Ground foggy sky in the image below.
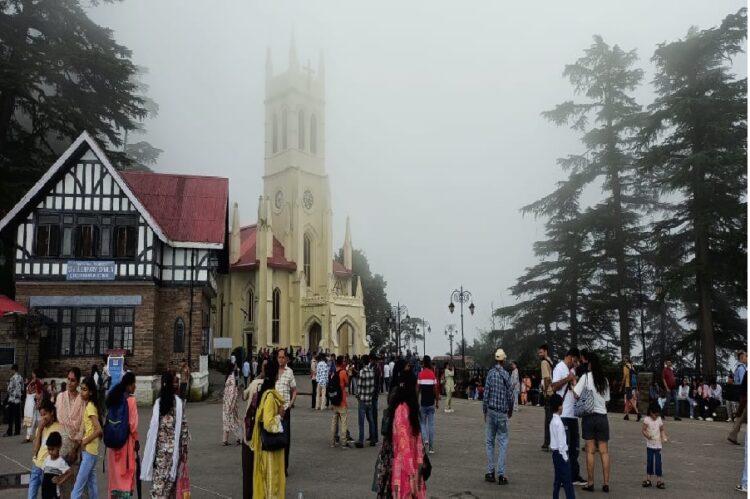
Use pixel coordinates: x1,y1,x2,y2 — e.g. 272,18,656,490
89,0,747,358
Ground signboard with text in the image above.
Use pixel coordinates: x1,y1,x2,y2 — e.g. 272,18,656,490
67,261,116,281
107,354,124,393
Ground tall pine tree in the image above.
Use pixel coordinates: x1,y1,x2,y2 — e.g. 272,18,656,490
641,8,747,374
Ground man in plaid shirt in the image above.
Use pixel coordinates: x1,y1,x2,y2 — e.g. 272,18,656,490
355,354,377,448
483,348,514,485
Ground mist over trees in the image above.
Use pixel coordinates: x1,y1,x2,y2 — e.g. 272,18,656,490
495,8,747,373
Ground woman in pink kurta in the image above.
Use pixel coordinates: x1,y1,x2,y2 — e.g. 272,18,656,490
390,372,426,499
106,372,139,498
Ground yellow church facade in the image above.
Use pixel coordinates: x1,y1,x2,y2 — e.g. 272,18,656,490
216,44,367,356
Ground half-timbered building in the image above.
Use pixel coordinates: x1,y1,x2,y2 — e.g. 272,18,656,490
0,132,228,401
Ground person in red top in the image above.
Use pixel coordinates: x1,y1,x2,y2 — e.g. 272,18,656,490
330,356,353,448
417,356,440,454
661,359,680,421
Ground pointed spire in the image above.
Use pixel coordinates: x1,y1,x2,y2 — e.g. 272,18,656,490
256,196,265,261
289,31,299,73
355,276,363,300
318,50,325,89
230,202,241,264
264,197,274,258
343,216,352,270
265,46,273,80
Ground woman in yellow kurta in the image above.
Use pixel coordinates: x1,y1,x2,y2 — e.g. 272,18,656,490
251,357,286,499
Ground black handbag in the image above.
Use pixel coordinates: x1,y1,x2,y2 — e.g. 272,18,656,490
260,422,287,451
421,452,432,482
381,408,393,439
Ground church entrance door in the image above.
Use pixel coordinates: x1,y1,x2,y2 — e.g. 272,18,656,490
337,323,351,356
309,323,322,353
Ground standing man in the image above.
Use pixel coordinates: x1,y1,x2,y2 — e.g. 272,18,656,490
275,349,297,475
242,358,251,387
179,359,191,401
661,359,680,421
4,364,23,437
315,353,329,410
622,357,640,421
251,356,259,378
483,348,514,485
330,356,352,448
551,348,587,486
729,351,747,445
355,354,377,448
417,355,439,454
310,355,318,409
539,344,555,450
383,357,391,393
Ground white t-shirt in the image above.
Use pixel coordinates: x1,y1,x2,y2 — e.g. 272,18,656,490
643,416,663,449
388,362,395,376
384,363,391,378
43,455,70,475
573,372,610,415
553,361,576,418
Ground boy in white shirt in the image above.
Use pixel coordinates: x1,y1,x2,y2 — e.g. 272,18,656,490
41,431,72,499
549,394,575,499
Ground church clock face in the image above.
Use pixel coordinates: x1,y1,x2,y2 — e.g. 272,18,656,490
303,190,314,210
274,190,284,210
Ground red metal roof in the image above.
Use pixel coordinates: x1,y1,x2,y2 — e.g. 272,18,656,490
231,225,296,271
0,295,28,316
333,260,353,277
120,171,228,245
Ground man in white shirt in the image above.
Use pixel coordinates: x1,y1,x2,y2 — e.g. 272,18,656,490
384,360,392,392
276,349,297,475
551,347,586,486
242,360,251,387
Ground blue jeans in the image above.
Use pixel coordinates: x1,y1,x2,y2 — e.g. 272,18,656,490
646,447,662,477
485,409,509,476
667,388,679,417
420,405,435,450
357,402,376,444
27,465,43,499
553,450,575,499
71,450,98,499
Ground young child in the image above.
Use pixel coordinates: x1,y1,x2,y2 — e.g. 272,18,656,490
41,431,72,499
29,398,61,499
642,402,668,489
549,393,575,499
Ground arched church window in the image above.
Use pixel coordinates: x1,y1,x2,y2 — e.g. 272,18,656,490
303,234,312,287
174,317,185,353
247,289,254,322
282,109,288,150
272,288,281,343
298,110,305,150
310,114,317,154
272,114,278,153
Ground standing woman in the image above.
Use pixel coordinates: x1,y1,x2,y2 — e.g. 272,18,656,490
71,377,102,499
106,372,139,498
23,370,44,442
56,367,84,497
573,352,611,493
443,363,455,413
390,371,426,499
251,357,286,498
510,361,520,413
222,368,242,446
141,372,189,498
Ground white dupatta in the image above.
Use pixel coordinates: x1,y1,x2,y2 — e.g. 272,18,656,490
140,395,183,482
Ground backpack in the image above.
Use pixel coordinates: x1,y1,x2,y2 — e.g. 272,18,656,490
244,385,261,441
103,394,130,449
629,366,638,388
327,369,343,406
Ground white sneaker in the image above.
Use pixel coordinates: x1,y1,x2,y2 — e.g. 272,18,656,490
705,417,714,421
689,416,694,419
713,412,718,417
736,484,748,492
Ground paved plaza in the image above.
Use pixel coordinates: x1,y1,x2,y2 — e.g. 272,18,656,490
0,391,745,498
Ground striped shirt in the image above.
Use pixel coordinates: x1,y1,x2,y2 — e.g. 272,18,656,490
275,366,297,409
483,364,513,415
357,365,376,404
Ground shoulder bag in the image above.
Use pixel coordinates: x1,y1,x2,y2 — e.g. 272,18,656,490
573,373,596,418
258,393,288,451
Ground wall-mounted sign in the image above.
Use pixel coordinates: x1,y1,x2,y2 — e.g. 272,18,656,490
67,261,116,281
213,337,233,349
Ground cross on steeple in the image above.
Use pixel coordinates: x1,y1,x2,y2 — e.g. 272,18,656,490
302,60,315,87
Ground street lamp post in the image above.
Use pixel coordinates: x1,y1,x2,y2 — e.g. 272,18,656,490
449,286,474,367
417,319,431,358
445,326,456,360
389,303,409,356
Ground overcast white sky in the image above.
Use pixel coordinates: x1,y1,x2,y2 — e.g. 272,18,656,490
90,0,746,357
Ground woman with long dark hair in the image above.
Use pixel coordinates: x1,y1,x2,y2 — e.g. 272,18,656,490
72,376,103,498
141,372,189,498
106,372,138,498
573,352,611,492
222,367,242,446
251,356,286,498
387,370,426,498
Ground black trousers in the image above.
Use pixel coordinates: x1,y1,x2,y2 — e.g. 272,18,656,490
241,443,254,499
543,398,552,446
311,380,318,408
6,402,20,435
562,417,581,480
283,408,291,474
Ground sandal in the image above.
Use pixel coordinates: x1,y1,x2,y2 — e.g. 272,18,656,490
602,484,609,493
656,482,665,489
582,484,595,492
642,480,652,487
222,441,229,446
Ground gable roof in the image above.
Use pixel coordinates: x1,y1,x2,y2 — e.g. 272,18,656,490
0,131,227,249
121,171,227,246
231,225,296,271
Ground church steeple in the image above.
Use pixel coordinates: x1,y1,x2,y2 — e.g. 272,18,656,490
343,216,352,270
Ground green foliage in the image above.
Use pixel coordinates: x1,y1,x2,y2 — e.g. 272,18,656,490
0,0,159,218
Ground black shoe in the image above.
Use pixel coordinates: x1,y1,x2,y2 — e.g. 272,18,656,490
541,444,550,451
354,442,364,448
573,477,588,486
674,416,681,421
369,441,377,447
484,473,495,483
602,484,609,493
498,476,509,485
582,484,595,492
624,415,629,420
636,413,642,422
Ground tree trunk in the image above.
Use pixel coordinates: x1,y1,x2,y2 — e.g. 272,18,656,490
695,217,715,374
